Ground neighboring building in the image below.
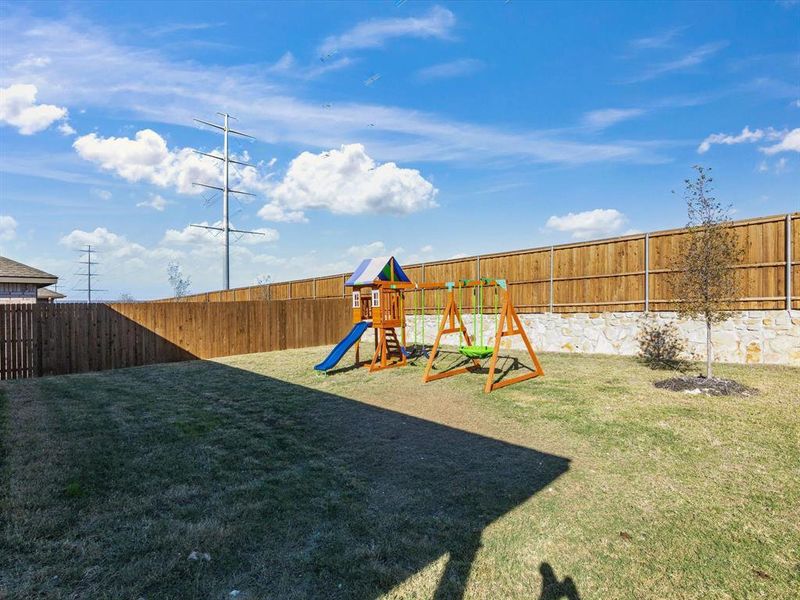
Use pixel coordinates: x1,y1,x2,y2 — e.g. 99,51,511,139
37,287,66,303
0,256,61,304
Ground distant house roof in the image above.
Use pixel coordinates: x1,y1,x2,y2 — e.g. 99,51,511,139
37,287,66,300
345,257,411,287
0,256,58,287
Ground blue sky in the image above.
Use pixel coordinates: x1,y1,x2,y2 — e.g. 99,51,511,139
0,0,798,300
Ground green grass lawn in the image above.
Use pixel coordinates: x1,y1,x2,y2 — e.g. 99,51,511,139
1,347,798,599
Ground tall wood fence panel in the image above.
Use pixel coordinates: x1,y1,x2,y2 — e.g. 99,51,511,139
1,299,350,380
158,213,799,313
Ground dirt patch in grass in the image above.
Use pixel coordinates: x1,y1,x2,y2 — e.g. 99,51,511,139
654,376,759,397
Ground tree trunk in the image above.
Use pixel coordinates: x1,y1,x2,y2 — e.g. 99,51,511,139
705,319,713,379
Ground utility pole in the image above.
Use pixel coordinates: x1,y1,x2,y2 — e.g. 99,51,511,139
75,245,106,303
191,113,264,290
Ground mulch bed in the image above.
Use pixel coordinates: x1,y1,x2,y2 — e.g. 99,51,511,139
654,376,759,397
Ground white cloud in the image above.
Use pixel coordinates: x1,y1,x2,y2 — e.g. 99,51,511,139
628,42,728,82
319,6,455,55
793,99,800,108
57,122,76,136
0,16,661,167
60,226,135,251
162,222,278,245
270,51,295,72
0,215,18,241
629,27,685,50
91,188,113,201
55,224,282,298
256,203,307,223
420,244,433,253
582,108,645,130
347,241,390,258
775,157,788,173
73,128,275,195
415,58,484,82
13,55,51,69
240,227,280,244
149,22,224,36
546,209,627,240
161,223,223,245
269,49,356,80
137,193,169,211
697,126,785,154
0,83,68,134
74,129,213,192
261,143,438,223
759,128,800,155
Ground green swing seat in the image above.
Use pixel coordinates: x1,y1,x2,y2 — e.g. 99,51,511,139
459,345,494,359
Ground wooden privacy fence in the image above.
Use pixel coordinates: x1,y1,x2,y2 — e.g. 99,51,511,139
164,213,799,313
0,299,350,380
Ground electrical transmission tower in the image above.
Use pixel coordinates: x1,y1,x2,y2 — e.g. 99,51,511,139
191,113,264,290
74,245,106,303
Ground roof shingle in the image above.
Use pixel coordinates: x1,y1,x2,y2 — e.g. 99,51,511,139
0,256,58,284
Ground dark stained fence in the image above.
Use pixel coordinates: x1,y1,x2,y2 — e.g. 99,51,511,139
162,213,799,313
0,304,38,380
1,299,350,381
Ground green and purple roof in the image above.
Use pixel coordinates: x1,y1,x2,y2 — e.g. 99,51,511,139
345,257,411,287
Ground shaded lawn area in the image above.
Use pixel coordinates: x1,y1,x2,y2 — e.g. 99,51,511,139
1,348,799,599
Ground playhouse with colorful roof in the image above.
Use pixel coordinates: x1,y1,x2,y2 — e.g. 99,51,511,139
314,255,544,393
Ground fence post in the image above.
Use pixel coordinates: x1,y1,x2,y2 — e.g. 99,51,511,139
476,256,480,280
313,278,317,299
644,232,650,312
35,304,43,377
787,214,793,312
549,246,554,313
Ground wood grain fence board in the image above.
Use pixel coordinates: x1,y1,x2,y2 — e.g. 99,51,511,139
1,299,349,380
793,215,799,310
143,212,799,313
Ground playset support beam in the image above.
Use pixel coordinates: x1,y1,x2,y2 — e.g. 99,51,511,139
422,294,481,383
483,293,544,393
421,286,543,393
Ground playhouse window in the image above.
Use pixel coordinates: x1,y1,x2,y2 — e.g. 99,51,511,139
351,291,360,308
371,289,380,307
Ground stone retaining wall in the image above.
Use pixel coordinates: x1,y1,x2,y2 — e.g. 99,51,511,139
405,310,800,366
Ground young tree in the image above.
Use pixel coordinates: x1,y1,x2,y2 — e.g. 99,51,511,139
167,261,191,298
672,166,742,378
118,292,136,302
255,274,272,300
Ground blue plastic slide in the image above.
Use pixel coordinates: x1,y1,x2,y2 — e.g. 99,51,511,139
314,321,371,371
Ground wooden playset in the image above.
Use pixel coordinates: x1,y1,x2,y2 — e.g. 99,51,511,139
313,256,543,393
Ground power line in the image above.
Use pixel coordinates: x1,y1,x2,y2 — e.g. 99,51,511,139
74,245,107,303
191,113,265,290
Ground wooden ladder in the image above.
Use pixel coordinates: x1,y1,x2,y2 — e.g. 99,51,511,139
369,327,407,372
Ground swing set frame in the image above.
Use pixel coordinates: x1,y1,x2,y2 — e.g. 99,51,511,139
413,279,544,394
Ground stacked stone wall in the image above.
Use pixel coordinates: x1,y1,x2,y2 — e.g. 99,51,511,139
405,310,800,366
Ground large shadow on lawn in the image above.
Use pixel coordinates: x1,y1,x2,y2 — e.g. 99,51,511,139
190,361,570,599
19,359,570,599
